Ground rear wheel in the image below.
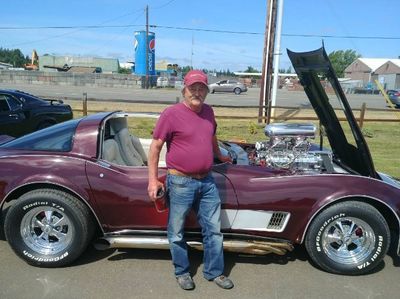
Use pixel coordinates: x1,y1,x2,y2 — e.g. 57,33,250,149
5,189,94,267
305,201,390,275
234,88,241,95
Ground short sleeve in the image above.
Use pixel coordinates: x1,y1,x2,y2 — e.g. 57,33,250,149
152,109,171,141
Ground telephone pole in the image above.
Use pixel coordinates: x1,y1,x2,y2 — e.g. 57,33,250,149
259,0,277,123
145,5,149,88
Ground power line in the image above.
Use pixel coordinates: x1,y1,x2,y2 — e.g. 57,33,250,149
1,24,399,40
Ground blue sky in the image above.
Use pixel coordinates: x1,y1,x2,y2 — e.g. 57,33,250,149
1,0,399,72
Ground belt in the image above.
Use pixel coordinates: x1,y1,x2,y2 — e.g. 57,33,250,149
168,169,210,180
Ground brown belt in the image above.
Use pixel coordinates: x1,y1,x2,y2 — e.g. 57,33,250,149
168,169,210,180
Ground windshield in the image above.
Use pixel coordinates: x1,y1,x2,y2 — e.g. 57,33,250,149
0,118,80,151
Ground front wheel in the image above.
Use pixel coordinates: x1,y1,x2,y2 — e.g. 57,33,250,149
305,201,390,275
234,88,241,95
4,189,94,267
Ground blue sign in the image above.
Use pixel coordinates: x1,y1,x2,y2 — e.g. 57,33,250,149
134,31,155,76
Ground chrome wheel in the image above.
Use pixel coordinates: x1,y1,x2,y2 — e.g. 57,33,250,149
321,217,375,265
306,201,390,274
20,207,74,255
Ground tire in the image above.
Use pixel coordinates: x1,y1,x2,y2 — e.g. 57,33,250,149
4,189,94,267
305,201,390,275
210,89,215,94
234,88,241,95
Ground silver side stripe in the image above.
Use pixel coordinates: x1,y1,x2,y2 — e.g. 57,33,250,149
221,209,290,232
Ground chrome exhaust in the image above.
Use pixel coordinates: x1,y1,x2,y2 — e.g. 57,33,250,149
95,235,293,255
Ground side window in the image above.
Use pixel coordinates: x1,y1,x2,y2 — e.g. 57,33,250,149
219,80,227,84
6,95,22,111
0,95,10,112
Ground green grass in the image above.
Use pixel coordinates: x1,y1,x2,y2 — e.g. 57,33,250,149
128,118,399,178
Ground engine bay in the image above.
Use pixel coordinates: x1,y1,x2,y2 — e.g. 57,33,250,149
219,123,335,174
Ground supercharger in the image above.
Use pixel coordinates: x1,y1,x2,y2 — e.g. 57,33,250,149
249,123,334,173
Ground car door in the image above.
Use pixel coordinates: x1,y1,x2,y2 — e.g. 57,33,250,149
85,162,238,232
0,94,27,136
226,80,236,92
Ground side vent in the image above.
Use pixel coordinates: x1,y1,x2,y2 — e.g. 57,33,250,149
267,212,290,232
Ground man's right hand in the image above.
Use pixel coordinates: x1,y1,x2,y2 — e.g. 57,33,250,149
148,179,164,202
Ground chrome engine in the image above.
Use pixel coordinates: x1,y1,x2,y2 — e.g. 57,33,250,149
249,123,333,173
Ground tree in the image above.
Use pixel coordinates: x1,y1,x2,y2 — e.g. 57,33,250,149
244,66,260,73
0,48,30,67
328,49,361,78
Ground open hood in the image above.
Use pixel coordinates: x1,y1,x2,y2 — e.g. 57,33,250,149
287,47,377,178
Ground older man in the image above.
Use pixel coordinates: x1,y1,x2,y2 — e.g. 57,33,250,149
147,70,234,290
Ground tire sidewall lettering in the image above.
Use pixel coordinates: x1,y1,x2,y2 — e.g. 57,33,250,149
22,201,65,212
23,250,69,263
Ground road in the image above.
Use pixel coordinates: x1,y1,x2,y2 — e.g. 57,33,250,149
0,82,390,109
0,239,399,299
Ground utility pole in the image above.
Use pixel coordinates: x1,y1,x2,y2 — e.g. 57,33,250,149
259,0,277,123
191,34,194,69
270,0,284,121
145,5,149,89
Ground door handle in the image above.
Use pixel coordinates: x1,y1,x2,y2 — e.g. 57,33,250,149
8,114,19,119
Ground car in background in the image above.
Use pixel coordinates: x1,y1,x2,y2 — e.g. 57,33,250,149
0,89,73,137
387,89,400,108
209,79,248,95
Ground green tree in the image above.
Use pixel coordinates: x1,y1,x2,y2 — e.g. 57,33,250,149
0,48,30,67
328,49,361,78
244,66,260,73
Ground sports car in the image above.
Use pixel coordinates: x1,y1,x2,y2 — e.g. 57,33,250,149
0,47,399,276
0,89,73,137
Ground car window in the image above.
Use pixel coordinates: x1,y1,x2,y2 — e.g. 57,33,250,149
219,80,227,84
228,80,238,84
0,95,11,112
0,118,80,151
5,95,22,110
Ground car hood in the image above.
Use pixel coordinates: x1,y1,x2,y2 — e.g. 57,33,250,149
287,46,377,178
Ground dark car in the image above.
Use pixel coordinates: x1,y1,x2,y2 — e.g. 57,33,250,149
0,47,399,276
387,89,400,108
0,89,73,137
209,80,248,95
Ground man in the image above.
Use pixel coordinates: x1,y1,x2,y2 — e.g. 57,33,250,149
147,70,234,291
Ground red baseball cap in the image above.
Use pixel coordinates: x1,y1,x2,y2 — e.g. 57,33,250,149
184,70,208,88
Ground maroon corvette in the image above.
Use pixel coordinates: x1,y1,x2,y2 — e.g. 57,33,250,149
0,47,399,275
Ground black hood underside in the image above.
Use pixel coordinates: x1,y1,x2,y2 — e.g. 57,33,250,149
287,46,377,178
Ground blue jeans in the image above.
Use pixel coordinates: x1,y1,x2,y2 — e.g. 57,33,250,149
166,173,224,280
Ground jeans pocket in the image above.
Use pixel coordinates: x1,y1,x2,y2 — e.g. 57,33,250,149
169,174,191,187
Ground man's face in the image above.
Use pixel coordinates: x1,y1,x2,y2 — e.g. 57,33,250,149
182,83,209,112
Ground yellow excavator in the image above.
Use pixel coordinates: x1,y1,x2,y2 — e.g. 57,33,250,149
24,49,39,70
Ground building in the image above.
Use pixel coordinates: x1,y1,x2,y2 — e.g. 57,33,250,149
39,55,120,73
375,59,400,90
0,62,13,69
344,58,400,89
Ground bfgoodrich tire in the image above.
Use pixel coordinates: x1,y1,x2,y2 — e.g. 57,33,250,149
305,201,390,275
4,189,94,267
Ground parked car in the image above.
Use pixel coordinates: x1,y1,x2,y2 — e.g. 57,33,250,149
387,89,400,108
208,80,248,95
0,47,399,276
0,89,73,137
